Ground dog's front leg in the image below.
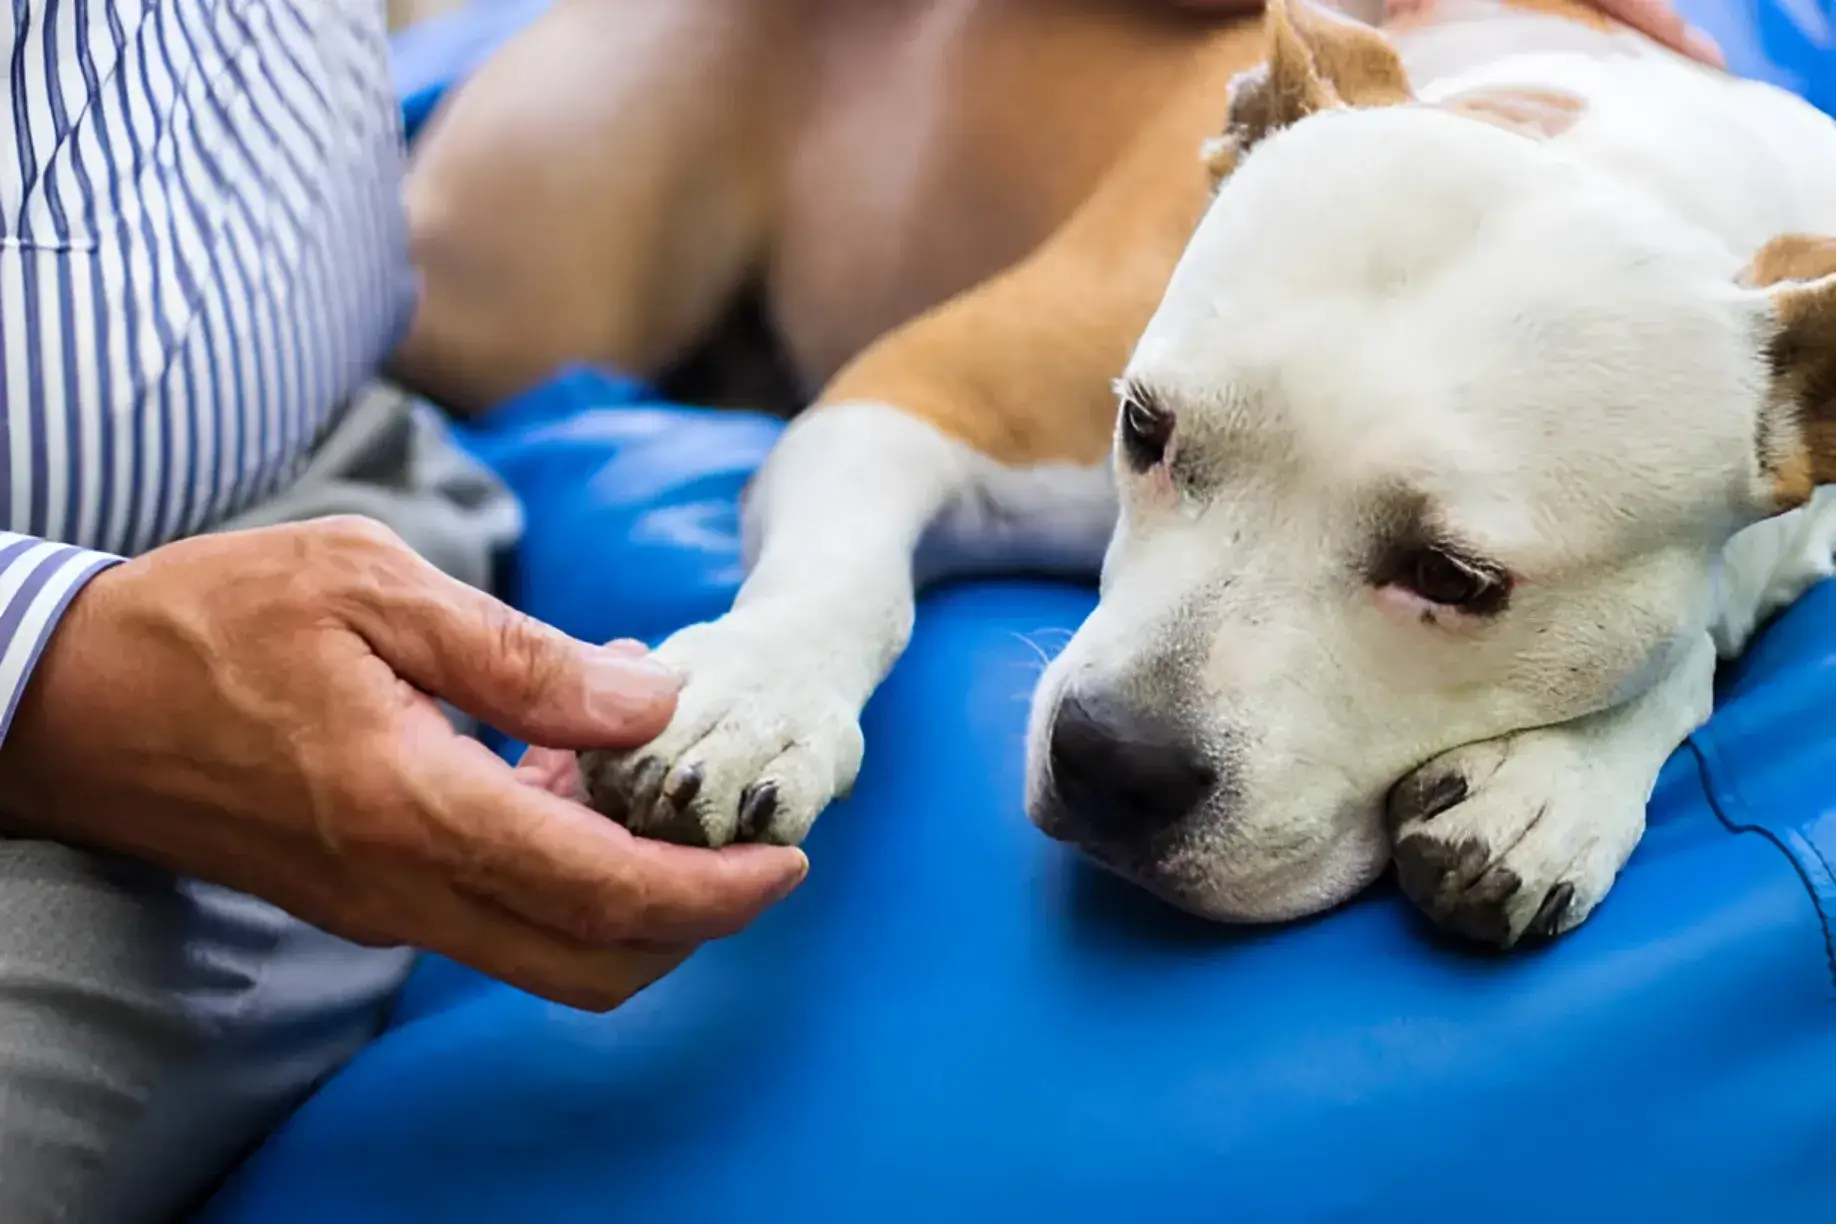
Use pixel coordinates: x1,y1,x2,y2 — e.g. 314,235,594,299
578,57,1236,847
1386,634,1717,947
1388,492,1836,946
581,402,1115,848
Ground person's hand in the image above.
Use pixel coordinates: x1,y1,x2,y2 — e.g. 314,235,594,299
1564,0,1723,64
1381,0,1723,63
0,517,809,1011
1162,0,1725,67
513,744,605,801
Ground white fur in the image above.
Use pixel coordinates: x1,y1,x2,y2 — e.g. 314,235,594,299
1027,33,1836,939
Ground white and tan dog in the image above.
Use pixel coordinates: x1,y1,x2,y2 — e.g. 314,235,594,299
408,0,1836,946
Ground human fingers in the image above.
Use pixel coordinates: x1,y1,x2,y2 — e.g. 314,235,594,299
514,745,587,801
1587,0,1724,64
406,877,698,1011
404,725,810,946
324,522,679,749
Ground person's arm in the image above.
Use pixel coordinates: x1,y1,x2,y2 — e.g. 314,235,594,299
0,518,807,1012
0,533,122,743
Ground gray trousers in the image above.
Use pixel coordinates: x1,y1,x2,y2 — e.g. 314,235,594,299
0,388,522,1223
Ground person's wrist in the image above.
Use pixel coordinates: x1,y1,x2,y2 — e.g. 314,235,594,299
0,564,130,838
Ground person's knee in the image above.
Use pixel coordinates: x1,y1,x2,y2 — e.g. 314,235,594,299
0,840,202,1222
0,841,414,1224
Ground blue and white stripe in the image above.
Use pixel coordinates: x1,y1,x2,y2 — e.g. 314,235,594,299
0,0,414,740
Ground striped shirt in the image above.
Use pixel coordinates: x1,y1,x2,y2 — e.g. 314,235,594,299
1,0,414,740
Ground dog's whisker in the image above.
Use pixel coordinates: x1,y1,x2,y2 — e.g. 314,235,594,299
1009,628,1075,669
1008,632,1054,669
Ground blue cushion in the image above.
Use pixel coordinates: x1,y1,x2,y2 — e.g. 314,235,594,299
1677,0,1836,117
201,6,1836,1220
199,368,1835,1224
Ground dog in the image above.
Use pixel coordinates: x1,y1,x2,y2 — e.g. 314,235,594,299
399,0,1836,947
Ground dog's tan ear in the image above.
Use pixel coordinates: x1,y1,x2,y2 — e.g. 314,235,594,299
1204,0,1412,188
1741,234,1836,510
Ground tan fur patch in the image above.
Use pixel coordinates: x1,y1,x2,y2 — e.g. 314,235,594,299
826,31,1269,467
1740,233,1836,289
1287,0,1414,107
1438,86,1588,140
1219,0,1413,168
1739,235,1836,509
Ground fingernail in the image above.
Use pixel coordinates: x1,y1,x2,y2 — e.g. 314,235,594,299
603,638,651,658
585,651,683,718
771,849,810,902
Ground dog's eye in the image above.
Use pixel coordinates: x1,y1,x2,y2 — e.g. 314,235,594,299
1120,391,1174,470
1397,547,1510,614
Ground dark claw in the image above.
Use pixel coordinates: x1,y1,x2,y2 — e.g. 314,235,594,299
1388,770,1468,828
1526,882,1576,941
1394,833,1490,908
640,762,718,847
646,807,715,847
738,782,779,842
1419,773,1469,821
1465,865,1523,912
662,764,703,811
580,750,629,824
629,758,667,813
1393,833,1455,914
1394,833,1521,948
1442,867,1521,947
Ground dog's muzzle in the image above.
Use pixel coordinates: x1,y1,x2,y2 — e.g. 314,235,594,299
1039,683,1218,855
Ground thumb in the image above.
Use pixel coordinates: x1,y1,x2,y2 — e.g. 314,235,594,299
356,558,682,750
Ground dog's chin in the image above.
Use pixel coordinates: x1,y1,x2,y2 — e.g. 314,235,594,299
1029,788,1391,924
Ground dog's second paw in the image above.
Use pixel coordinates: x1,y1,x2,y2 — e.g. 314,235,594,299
580,615,865,849
1386,727,1654,948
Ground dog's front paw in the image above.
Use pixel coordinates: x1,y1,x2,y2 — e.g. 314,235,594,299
580,615,865,848
1386,728,1654,948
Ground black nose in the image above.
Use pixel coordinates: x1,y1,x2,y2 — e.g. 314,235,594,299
1047,686,1215,845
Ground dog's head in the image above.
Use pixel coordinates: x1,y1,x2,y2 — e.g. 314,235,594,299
1025,0,1836,921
